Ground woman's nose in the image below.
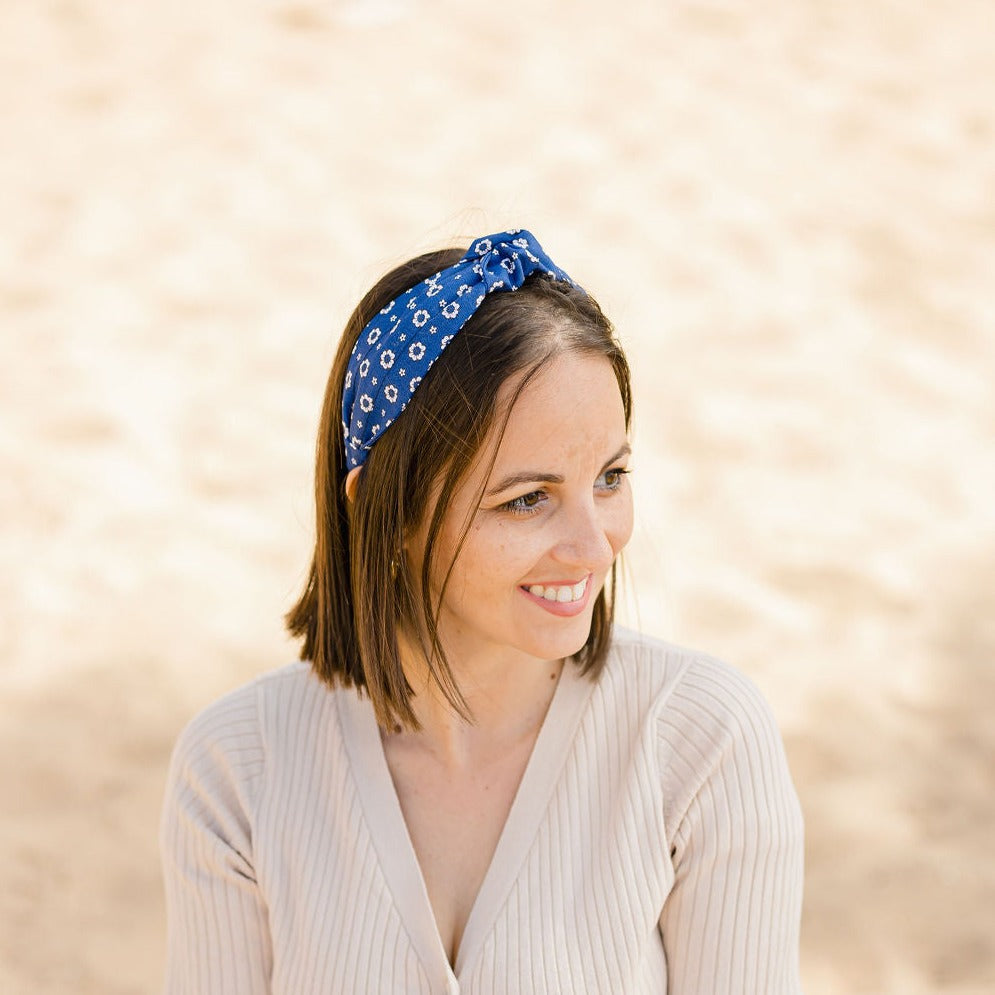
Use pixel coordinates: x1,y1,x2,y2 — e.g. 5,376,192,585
549,500,616,571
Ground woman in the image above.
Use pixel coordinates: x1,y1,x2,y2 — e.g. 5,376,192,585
161,230,804,994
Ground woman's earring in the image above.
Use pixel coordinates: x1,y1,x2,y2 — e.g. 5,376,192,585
390,556,399,580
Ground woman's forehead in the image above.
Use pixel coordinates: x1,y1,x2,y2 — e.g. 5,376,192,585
488,354,627,474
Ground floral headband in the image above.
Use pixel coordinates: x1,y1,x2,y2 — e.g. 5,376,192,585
341,229,575,470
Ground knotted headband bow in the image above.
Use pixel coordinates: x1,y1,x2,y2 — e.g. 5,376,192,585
341,229,576,470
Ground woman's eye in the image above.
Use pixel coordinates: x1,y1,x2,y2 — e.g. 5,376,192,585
502,491,546,515
597,467,630,490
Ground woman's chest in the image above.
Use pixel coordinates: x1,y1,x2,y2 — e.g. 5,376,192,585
384,743,533,963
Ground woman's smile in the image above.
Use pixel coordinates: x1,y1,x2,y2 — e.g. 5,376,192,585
523,576,590,603
519,575,593,616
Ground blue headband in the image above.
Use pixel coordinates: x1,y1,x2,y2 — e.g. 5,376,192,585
341,229,575,470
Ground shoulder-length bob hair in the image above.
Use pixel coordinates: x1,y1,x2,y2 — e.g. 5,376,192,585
286,242,632,731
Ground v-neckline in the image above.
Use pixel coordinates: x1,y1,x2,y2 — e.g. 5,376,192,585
337,660,596,985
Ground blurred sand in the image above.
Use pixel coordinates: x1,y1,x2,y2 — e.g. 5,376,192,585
2,1,993,992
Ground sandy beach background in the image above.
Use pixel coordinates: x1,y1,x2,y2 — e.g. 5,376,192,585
2,1,993,992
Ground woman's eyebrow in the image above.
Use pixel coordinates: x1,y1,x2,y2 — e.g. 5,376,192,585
485,471,564,497
603,442,632,468
485,442,632,497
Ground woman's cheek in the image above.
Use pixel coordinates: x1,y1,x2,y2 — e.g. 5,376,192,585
610,494,635,554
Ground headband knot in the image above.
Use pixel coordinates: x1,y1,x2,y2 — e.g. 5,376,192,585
341,229,575,469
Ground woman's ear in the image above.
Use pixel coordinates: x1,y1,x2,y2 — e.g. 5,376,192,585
344,466,362,506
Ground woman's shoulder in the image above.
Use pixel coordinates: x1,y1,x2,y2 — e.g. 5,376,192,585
168,661,332,769
608,625,765,694
608,628,800,830
606,626,786,754
162,662,345,833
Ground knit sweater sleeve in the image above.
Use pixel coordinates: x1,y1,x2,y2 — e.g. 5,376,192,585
656,655,805,994
159,682,272,995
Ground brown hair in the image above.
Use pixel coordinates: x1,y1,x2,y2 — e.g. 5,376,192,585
286,242,632,730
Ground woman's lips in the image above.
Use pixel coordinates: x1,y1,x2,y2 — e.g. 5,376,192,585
519,575,592,617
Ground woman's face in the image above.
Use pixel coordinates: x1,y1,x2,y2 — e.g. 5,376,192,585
407,351,634,673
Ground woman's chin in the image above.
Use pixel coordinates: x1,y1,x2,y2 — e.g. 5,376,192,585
519,620,595,665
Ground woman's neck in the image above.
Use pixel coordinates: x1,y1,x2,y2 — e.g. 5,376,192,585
389,639,564,769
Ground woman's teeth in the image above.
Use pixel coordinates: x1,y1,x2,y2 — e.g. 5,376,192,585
526,579,587,603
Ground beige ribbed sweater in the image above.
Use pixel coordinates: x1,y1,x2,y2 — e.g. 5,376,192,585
160,629,804,994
